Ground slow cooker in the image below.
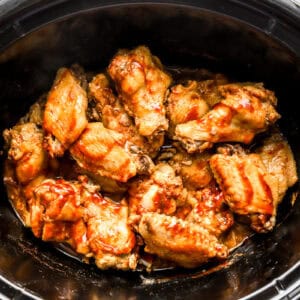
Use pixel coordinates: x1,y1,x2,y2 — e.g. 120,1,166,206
0,0,300,299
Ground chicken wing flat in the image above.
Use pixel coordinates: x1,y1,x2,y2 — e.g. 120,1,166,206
3,123,47,184
108,46,171,139
70,122,153,182
138,212,228,268
256,130,298,206
175,83,280,153
210,147,276,232
43,68,88,156
167,81,209,136
128,163,185,226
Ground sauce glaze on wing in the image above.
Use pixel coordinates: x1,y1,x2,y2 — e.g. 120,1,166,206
2,45,298,272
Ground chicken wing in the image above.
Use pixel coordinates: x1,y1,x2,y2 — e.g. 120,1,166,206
175,83,280,153
29,178,90,254
43,68,88,156
89,73,160,156
3,123,47,184
29,177,137,269
138,212,228,268
196,74,229,107
70,122,153,182
128,163,185,226
167,81,209,136
84,194,137,270
166,146,214,190
255,130,298,206
108,46,171,139
210,146,276,232
186,186,234,237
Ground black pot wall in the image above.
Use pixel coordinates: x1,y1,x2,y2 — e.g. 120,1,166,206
0,1,300,299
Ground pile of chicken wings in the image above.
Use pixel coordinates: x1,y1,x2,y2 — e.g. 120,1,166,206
3,46,298,271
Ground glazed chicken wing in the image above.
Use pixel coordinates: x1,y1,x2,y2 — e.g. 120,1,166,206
186,186,234,237
196,74,229,107
3,123,47,184
210,146,276,232
89,73,159,156
70,122,153,182
166,146,214,190
138,212,228,268
108,46,171,140
128,163,185,226
29,178,90,254
84,194,137,270
43,68,88,156
175,83,280,153
167,81,209,136
29,177,137,269
256,130,298,206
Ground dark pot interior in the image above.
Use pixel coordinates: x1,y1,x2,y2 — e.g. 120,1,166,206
0,1,300,299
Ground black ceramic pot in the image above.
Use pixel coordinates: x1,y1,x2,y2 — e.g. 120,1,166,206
0,0,300,299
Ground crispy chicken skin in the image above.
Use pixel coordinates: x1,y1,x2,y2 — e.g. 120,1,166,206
3,123,47,184
108,46,171,138
139,212,228,268
175,83,280,153
70,122,153,182
167,81,209,136
210,146,276,232
43,68,88,156
128,163,185,226
256,130,298,206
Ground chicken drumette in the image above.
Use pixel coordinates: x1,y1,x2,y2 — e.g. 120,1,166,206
175,83,280,153
108,46,171,145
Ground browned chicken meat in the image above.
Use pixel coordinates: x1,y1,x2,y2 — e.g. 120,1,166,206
166,145,214,190
139,212,228,268
84,192,137,270
29,177,137,269
175,83,280,153
43,67,88,156
128,163,185,227
108,46,171,141
2,45,298,272
89,73,159,157
186,186,234,237
256,130,298,206
70,122,153,182
210,145,277,232
3,123,47,184
167,81,209,136
196,74,229,107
